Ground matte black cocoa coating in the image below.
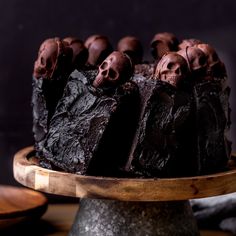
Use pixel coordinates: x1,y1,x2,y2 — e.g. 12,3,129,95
126,76,194,177
32,78,48,157
32,38,231,178
126,74,230,177
34,69,231,177
32,73,69,158
41,70,140,176
134,63,154,78
194,81,230,174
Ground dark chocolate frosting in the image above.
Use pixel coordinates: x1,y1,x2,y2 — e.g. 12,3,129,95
41,70,139,176
32,33,231,178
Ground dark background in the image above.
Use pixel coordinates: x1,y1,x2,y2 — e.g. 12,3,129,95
0,0,236,186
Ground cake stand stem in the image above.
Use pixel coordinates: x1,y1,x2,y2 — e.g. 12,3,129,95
69,198,199,236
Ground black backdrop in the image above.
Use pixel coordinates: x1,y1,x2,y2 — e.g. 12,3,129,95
0,0,236,185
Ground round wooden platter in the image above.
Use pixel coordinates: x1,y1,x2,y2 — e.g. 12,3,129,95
0,185,48,229
14,146,236,202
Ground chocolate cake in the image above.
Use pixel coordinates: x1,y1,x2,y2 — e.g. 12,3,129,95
41,65,139,176
32,32,231,178
32,38,73,158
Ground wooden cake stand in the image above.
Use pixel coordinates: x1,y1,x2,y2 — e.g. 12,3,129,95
13,146,236,236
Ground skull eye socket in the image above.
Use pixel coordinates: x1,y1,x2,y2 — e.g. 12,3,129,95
211,53,218,62
199,57,206,66
40,57,46,66
167,62,175,70
46,58,52,69
175,67,181,75
108,68,118,80
100,61,108,70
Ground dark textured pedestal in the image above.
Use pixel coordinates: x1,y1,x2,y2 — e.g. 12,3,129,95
69,198,199,236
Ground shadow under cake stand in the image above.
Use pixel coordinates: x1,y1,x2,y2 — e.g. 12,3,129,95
13,146,236,236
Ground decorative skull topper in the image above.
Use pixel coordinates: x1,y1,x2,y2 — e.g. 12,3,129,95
93,51,134,89
37,37,60,56
150,32,179,60
196,44,226,78
63,37,88,69
33,38,72,79
155,52,189,87
84,34,102,48
178,38,203,50
117,36,143,64
84,35,113,66
178,46,207,75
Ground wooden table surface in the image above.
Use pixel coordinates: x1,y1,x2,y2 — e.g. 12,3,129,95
0,203,234,236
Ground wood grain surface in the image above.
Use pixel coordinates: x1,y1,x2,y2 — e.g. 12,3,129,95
0,185,48,228
13,146,236,201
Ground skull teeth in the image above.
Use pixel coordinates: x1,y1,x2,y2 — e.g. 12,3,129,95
93,76,104,88
165,76,181,81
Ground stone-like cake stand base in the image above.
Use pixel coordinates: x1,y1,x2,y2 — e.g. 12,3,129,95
70,199,197,236
13,147,236,236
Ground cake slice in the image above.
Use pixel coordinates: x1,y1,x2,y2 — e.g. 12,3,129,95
178,44,231,174
41,52,139,176
32,38,73,158
125,75,193,177
194,81,229,174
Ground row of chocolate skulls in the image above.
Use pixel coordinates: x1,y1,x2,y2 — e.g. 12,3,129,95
32,32,183,80
33,35,111,79
92,38,227,89
33,33,226,89
33,39,134,91
155,43,226,88
33,35,141,80
33,37,87,79
93,44,226,90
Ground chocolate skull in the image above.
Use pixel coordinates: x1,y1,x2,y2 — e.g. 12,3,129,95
33,38,61,79
117,36,143,64
150,32,179,60
178,38,202,50
63,37,88,69
33,38,72,79
155,52,189,87
93,51,133,89
196,44,223,77
84,35,113,66
84,35,102,48
178,46,207,75
37,37,60,55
